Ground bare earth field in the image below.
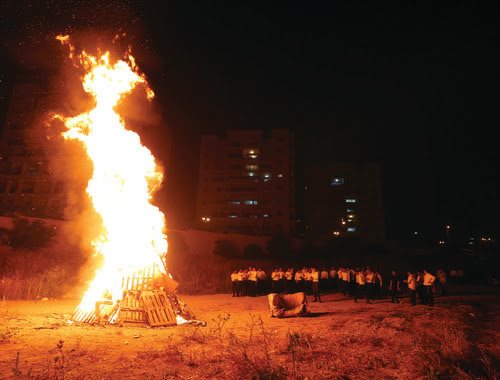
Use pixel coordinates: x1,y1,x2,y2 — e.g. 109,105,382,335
1,289,499,379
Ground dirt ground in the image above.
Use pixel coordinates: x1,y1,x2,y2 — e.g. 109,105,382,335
1,288,499,379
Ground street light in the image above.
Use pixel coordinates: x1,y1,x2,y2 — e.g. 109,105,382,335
445,225,451,242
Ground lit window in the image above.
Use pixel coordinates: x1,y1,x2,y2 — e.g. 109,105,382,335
229,201,240,205
346,208,354,212
246,165,258,171
247,172,256,177
331,178,344,186
277,173,283,178
346,198,357,203
244,200,258,205
263,173,271,182
243,148,259,159
263,214,269,218
347,227,356,232
347,214,355,219
229,215,238,218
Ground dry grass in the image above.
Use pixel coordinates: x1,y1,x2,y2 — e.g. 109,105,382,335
1,295,498,379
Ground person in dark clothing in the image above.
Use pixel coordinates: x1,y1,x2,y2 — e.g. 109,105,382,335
373,270,383,299
388,270,401,303
416,271,426,304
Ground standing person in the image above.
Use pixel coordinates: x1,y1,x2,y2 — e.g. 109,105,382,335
257,268,267,295
338,268,344,295
231,270,239,297
294,268,304,293
278,268,286,293
304,268,313,295
311,267,322,302
248,267,258,297
329,267,338,291
389,270,401,304
285,268,294,293
349,268,357,298
354,269,365,303
271,268,280,293
416,271,425,304
423,269,436,306
365,268,374,303
405,271,417,306
320,268,329,292
237,269,245,297
436,269,447,296
242,268,248,296
342,268,350,296
373,270,383,300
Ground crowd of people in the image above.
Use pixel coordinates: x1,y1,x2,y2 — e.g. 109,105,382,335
230,266,453,306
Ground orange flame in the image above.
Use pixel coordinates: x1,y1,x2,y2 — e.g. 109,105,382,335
55,35,167,312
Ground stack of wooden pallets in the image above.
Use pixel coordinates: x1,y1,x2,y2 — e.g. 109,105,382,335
72,266,194,327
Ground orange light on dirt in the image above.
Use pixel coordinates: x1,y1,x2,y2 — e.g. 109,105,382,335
54,35,167,313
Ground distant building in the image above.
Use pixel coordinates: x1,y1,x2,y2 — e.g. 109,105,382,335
0,82,75,219
302,162,385,242
195,129,295,235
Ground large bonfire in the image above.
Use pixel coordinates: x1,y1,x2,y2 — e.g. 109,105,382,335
54,35,193,326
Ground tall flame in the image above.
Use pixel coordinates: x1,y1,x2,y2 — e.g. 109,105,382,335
55,36,167,312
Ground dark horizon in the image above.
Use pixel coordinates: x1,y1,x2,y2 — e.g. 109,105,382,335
0,2,498,242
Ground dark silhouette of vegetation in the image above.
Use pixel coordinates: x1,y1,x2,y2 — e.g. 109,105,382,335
265,233,292,257
2,218,56,251
243,243,265,258
213,239,241,259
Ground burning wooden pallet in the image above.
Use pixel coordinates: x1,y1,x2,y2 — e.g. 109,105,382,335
72,269,197,327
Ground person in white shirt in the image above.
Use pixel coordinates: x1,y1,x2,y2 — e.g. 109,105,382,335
285,268,294,293
231,270,239,297
405,271,417,306
311,267,322,302
320,268,329,291
304,268,313,295
423,269,436,306
365,268,374,303
248,267,258,297
295,269,305,293
257,268,267,295
278,268,286,293
271,268,281,293
354,269,365,303
329,267,338,291
237,270,246,297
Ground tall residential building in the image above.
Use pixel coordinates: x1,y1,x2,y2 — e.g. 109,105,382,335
196,129,295,235
0,82,78,219
302,162,385,243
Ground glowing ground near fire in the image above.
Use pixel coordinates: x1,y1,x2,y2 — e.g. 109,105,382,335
1,292,498,379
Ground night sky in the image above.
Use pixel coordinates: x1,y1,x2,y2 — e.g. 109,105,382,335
0,2,498,241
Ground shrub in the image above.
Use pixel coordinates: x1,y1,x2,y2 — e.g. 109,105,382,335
213,239,240,259
243,243,265,259
266,233,292,257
